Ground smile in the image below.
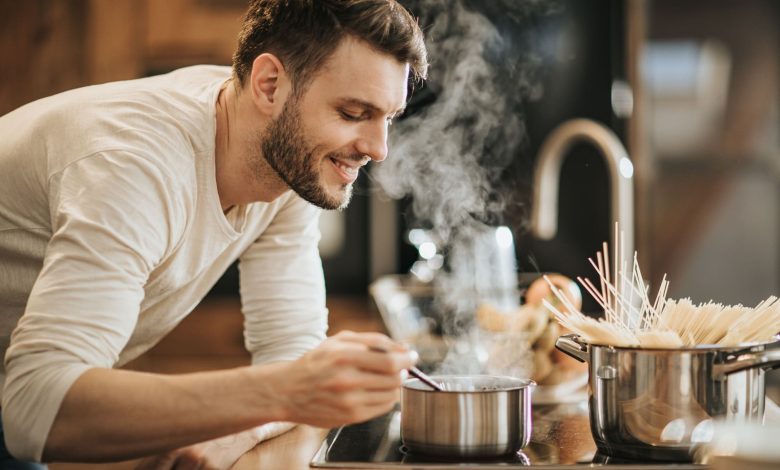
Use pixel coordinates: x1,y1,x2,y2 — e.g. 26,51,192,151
329,157,363,184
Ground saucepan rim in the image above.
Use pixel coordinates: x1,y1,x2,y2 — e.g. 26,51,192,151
402,374,536,393
565,333,780,352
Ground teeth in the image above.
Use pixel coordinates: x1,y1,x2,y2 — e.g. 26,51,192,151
333,159,358,176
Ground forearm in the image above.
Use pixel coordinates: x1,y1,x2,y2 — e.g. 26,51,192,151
43,363,289,462
38,331,413,463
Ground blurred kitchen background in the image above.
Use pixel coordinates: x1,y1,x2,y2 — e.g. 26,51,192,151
2,0,779,427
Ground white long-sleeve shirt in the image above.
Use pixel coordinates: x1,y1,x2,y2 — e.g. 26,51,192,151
0,65,328,461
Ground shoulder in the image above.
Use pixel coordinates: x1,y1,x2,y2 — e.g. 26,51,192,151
52,149,194,219
6,66,230,176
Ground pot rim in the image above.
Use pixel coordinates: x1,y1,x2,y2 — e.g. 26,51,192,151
568,333,780,352
402,374,536,393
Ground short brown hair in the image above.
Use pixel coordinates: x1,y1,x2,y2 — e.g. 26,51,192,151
232,0,428,94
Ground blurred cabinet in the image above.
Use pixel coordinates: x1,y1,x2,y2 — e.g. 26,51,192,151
0,0,245,115
638,0,780,304
1,0,372,295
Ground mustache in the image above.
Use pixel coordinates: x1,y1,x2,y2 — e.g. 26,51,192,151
325,150,370,165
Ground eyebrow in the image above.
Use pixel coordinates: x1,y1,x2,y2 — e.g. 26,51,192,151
339,97,407,119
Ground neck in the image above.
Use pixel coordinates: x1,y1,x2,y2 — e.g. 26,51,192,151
214,80,289,211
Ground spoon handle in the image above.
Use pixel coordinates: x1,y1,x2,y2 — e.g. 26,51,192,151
408,366,444,391
368,346,444,391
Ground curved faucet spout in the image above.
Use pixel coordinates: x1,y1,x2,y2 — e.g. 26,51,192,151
530,118,634,260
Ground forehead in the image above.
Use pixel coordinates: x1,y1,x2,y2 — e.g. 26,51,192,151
304,37,410,111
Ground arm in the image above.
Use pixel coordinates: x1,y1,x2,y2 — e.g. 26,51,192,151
134,422,296,470
44,364,289,462
128,196,333,469
3,151,178,461
43,331,413,462
239,194,328,365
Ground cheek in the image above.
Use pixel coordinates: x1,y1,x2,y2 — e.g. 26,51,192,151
309,121,358,153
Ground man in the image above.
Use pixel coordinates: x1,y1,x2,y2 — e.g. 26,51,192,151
0,0,428,467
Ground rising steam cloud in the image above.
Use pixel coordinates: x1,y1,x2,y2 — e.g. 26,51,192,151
376,0,555,288
376,0,558,238
375,0,558,372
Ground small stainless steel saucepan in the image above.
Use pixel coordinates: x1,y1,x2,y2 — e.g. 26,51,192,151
556,334,780,462
400,375,535,458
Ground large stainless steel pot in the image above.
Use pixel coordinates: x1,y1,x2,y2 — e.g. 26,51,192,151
556,334,780,462
400,375,535,458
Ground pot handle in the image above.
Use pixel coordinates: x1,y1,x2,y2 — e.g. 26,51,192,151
555,334,590,363
712,344,780,377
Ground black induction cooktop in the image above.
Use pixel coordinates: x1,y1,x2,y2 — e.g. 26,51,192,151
310,402,703,469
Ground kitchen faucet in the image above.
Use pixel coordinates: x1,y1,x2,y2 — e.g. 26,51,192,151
530,118,634,270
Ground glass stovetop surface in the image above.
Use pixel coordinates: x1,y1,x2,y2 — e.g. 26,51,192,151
311,402,703,469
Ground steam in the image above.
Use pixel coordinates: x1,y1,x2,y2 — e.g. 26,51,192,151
380,1,516,240
377,0,556,257
375,0,558,374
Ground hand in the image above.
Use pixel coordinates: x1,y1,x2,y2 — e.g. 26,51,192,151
134,432,251,470
134,423,293,470
270,331,416,428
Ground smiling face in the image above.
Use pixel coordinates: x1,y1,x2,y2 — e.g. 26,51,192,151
256,37,409,210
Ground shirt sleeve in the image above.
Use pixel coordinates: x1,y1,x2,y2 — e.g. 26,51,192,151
239,195,328,365
2,151,179,462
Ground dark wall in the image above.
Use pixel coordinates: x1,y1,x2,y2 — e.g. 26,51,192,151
516,0,626,314
395,0,627,313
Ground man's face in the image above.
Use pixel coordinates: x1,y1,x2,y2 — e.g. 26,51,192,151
257,37,409,210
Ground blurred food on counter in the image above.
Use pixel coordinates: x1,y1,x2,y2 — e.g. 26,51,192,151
476,274,586,384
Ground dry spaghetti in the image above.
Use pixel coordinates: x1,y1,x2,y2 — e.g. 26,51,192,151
542,227,780,348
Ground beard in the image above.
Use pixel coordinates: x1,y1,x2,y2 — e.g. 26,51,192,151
255,97,359,210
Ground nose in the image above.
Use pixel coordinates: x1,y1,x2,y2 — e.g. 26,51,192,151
355,120,389,162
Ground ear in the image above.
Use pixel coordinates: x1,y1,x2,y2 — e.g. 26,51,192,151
248,53,291,115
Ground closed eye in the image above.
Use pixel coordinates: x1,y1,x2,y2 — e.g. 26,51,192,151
339,110,365,121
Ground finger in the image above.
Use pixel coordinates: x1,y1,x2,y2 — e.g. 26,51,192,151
340,349,417,375
317,366,402,394
338,387,399,406
361,388,401,406
333,389,399,424
335,331,408,353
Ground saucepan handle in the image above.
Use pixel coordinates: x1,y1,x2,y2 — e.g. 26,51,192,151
555,334,590,363
713,341,780,377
